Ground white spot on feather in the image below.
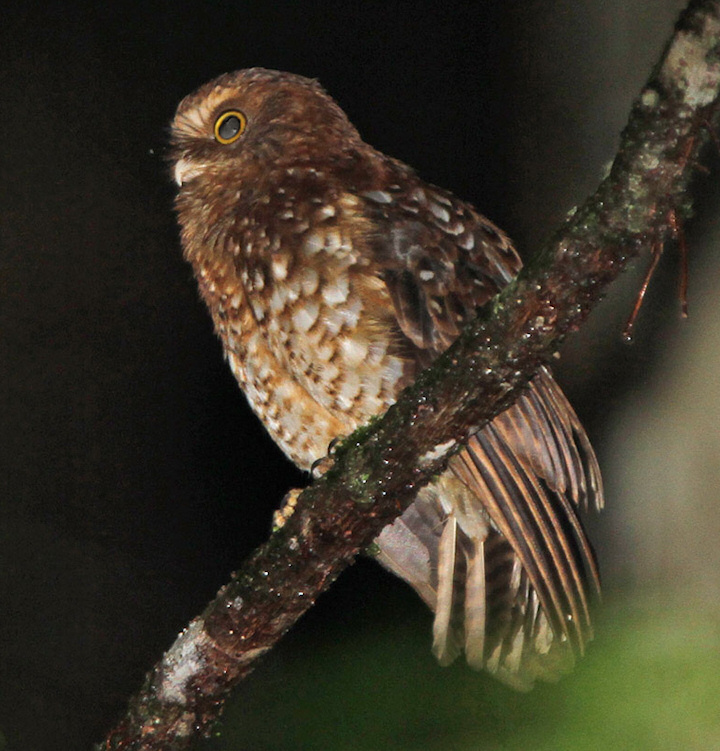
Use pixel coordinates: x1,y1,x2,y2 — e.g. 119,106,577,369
303,232,325,255
324,308,343,336
338,193,361,209
340,337,369,366
325,229,342,252
321,275,350,306
362,190,393,204
444,221,464,236
228,354,244,381
300,267,319,296
225,332,239,351
321,360,340,383
292,300,319,332
250,298,266,321
432,193,452,207
366,339,388,365
316,205,336,221
252,270,265,291
336,371,362,410
272,255,289,281
270,286,288,313
458,232,475,250
429,202,451,223
383,358,405,389
337,296,362,329
316,340,334,362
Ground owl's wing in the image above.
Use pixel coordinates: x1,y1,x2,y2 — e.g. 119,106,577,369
363,183,520,361
364,182,602,688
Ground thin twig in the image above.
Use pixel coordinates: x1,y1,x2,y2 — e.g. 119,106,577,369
623,240,663,341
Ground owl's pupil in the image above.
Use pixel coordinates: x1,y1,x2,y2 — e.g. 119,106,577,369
218,116,241,140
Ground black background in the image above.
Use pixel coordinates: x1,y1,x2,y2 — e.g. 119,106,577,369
4,2,718,750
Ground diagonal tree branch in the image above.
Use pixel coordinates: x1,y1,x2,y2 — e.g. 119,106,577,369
101,2,720,748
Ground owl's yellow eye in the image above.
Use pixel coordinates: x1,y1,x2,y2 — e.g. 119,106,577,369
214,110,247,144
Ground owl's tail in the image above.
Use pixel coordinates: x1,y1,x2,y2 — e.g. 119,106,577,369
374,368,602,690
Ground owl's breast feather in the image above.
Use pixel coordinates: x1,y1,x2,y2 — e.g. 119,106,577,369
188,187,409,469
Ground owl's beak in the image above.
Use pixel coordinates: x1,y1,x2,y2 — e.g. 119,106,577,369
174,158,204,186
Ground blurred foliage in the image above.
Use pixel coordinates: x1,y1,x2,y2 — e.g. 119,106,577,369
204,592,720,751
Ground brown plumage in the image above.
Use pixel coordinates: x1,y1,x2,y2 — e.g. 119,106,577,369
170,68,603,689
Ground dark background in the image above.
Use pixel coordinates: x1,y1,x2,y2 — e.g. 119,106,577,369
3,2,720,750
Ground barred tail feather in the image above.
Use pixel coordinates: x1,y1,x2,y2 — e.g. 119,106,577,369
374,370,602,690
432,516,461,666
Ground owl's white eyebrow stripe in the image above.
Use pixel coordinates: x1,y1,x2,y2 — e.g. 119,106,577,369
173,109,211,140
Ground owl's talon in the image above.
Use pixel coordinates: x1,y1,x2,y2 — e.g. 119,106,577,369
310,454,335,479
327,436,345,455
309,435,345,478
273,488,302,531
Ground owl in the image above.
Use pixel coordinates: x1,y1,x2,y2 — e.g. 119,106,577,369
170,68,602,690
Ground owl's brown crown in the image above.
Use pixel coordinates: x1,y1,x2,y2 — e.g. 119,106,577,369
170,67,364,185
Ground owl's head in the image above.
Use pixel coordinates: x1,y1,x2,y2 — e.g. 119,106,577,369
170,68,362,188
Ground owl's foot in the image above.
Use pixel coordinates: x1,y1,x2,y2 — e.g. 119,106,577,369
310,455,334,479
310,436,346,479
272,488,302,531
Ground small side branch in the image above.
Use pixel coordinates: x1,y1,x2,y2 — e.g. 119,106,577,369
101,2,720,749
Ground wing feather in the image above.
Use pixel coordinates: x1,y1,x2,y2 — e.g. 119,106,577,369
362,172,602,685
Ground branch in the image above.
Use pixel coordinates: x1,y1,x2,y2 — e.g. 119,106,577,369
101,2,720,748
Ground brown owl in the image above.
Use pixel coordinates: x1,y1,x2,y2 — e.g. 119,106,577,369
170,68,602,690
